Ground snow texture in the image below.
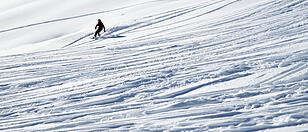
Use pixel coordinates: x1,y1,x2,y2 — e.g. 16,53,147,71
0,0,307,131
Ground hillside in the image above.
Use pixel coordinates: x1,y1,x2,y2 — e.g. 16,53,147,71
0,0,307,131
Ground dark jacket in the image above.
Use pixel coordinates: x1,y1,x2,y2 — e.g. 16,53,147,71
95,21,105,32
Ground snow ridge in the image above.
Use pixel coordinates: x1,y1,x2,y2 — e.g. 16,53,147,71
0,0,307,131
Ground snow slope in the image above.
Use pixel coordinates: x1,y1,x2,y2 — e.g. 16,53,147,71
0,0,307,131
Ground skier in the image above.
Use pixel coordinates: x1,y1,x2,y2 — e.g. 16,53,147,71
94,19,105,38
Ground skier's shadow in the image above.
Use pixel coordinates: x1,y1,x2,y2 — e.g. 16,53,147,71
102,34,125,39
69,34,125,48
63,24,132,48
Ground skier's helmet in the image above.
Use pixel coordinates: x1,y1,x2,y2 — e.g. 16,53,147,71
98,19,101,22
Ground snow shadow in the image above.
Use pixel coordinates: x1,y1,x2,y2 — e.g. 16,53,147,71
102,34,125,39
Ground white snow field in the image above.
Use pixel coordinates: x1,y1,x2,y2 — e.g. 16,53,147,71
0,0,308,131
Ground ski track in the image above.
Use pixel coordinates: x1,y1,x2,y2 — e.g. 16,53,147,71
0,0,308,131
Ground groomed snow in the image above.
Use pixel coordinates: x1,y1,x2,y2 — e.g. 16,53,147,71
0,0,307,131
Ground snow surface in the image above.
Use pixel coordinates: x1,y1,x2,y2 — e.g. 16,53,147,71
0,0,308,131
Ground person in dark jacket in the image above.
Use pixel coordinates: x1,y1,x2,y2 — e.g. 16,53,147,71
94,19,105,38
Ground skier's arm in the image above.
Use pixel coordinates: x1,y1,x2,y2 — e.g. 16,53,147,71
95,23,98,29
103,24,106,32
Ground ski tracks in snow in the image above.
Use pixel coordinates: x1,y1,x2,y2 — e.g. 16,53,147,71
0,0,308,131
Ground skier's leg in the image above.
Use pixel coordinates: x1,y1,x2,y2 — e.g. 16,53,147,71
97,28,102,37
94,31,98,37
